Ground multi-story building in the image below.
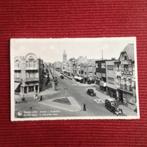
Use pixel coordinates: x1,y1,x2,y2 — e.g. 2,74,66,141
95,60,107,91
106,59,118,98
115,43,136,106
14,53,47,96
86,59,96,81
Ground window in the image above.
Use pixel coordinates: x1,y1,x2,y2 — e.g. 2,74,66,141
107,77,114,84
30,61,33,67
124,55,127,60
26,72,29,78
96,63,99,68
33,61,37,67
29,86,34,92
25,61,27,67
124,65,128,71
101,63,105,68
35,73,39,78
107,65,113,70
15,72,20,78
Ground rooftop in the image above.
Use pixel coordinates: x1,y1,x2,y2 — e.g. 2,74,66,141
123,43,134,61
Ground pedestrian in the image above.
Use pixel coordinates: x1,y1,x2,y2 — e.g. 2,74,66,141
34,93,38,100
22,95,26,102
83,104,86,111
39,96,43,101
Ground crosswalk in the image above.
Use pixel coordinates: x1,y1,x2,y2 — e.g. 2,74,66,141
94,98,105,104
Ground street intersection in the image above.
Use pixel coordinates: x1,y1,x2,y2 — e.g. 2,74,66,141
15,71,137,118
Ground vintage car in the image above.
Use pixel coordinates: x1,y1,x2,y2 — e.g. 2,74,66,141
87,89,96,97
105,98,123,115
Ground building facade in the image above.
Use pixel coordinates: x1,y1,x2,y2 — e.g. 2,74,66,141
95,60,107,91
115,44,136,106
14,53,47,96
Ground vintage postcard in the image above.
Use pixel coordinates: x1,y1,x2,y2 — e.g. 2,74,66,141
10,37,140,121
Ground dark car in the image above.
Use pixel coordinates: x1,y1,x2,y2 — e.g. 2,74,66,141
60,74,64,79
105,98,123,115
87,89,96,96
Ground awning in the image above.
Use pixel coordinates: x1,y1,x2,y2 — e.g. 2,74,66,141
14,82,21,90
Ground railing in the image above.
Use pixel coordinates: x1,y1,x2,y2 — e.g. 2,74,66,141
26,67,38,70
26,78,39,82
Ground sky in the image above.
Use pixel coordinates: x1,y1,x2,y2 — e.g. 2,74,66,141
11,37,136,63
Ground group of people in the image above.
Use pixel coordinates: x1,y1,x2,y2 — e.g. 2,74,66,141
20,94,43,103
34,94,43,101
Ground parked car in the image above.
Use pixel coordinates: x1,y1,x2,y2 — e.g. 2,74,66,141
60,74,64,79
105,98,123,115
87,89,96,96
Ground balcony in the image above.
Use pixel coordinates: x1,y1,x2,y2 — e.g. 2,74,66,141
26,77,39,82
25,67,38,71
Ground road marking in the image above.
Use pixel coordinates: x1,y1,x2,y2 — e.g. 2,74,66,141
94,98,104,104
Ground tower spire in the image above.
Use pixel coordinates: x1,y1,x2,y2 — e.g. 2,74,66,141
63,50,67,62
102,49,103,60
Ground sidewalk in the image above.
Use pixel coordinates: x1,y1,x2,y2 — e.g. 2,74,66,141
118,105,137,116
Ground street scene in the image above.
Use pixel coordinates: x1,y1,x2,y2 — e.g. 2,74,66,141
11,37,139,120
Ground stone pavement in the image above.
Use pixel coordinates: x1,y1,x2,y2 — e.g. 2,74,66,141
40,96,81,112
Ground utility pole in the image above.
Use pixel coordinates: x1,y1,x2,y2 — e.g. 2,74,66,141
102,49,103,60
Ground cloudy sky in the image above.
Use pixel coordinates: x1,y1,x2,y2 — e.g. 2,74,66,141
11,37,136,63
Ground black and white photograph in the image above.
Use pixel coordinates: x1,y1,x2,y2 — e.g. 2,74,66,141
10,37,140,121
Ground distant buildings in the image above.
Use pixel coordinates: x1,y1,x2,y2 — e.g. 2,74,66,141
54,61,62,72
14,53,50,96
61,51,96,82
106,60,117,98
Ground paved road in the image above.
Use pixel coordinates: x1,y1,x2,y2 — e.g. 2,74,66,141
15,71,115,118
56,74,114,116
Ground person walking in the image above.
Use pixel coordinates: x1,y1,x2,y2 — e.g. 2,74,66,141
83,104,87,111
39,96,43,101
22,95,26,102
34,93,38,101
